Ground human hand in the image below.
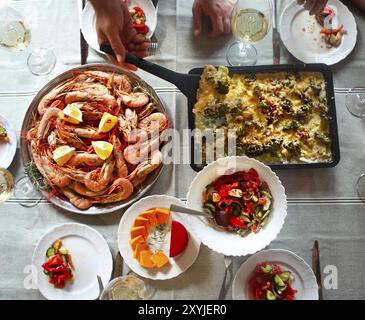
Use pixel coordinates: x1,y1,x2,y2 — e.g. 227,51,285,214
192,0,234,38
90,0,150,68
297,0,328,15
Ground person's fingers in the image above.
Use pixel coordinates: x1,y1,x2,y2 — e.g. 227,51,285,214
192,2,203,37
223,17,231,34
309,0,326,15
106,31,127,63
304,0,315,11
297,0,305,5
208,16,224,38
131,49,150,59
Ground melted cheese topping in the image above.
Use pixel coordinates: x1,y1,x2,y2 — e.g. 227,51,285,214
193,65,332,164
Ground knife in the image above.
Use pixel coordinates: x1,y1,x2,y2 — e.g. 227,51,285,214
112,252,124,279
312,240,324,300
272,0,280,65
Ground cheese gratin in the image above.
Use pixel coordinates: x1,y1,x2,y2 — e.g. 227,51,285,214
193,65,332,164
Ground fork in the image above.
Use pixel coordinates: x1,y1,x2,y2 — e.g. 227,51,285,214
149,36,159,56
218,256,233,300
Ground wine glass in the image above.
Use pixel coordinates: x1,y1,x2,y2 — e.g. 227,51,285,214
0,5,56,76
14,175,42,208
227,0,272,66
346,88,365,118
27,47,57,76
0,168,14,204
100,273,156,300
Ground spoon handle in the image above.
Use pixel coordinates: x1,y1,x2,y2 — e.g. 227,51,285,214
170,204,211,218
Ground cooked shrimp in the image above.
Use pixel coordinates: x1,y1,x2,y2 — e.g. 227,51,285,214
119,92,149,108
38,107,61,140
128,151,162,187
64,91,117,108
84,159,115,192
74,126,107,140
68,153,104,168
138,112,168,133
40,155,71,188
93,178,134,203
47,131,57,148
137,103,155,120
71,181,105,197
112,136,128,178
118,108,138,142
83,71,132,93
37,80,76,115
123,134,160,164
62,187,94,210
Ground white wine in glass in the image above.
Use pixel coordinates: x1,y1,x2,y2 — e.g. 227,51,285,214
227,0,272,66
231,9,270,43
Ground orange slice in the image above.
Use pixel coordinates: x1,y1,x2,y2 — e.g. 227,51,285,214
155,208,170,225
151,251,169,268
140,210,158,227
139,250,156,268
129,235,145,251
133,242,149,261
130,226,147,239
133,216,150,229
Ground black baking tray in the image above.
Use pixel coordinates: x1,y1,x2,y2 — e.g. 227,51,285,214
120,53,340,172
187,64,340,172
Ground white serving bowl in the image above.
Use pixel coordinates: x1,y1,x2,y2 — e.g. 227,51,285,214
186,156,287,256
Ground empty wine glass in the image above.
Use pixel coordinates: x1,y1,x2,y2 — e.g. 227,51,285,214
27,47,57,76
14,175,42,208
346,88,365,118
227,0,272,66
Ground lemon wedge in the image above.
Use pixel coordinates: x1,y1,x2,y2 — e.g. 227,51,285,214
92,141,114,160
59,104,83,124
53,146,76,166
98,112,118,133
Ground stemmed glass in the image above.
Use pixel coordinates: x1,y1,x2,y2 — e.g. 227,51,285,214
346,88,365,118
0,4,56,75
345,88,365,199
227,0,272,66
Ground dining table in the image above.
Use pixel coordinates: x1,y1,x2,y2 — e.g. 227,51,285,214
1,0,365,300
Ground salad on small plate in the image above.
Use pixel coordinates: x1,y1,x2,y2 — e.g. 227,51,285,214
232,249,318,300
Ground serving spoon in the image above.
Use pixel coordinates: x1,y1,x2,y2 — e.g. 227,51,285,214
169,204,230,228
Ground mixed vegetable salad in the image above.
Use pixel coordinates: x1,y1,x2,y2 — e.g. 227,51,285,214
42,239,74,289
129,6,149,35
202,168,272,236
249,262,297,300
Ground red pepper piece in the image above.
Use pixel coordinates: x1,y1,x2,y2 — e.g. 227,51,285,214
229,216,245,228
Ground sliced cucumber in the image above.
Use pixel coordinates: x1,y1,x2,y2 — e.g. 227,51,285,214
251,195,259,203
266,290,276,300
263,197,271,211
203,203,216,215
261,264,272,274
274,274,286,288
46,247,55,257
43,269,49,275
59,247,68,255
279,271,291,283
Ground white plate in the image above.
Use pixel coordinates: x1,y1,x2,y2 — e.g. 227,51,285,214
280,0,357,65
232,249,319,300
118,195,201,280
32,223,113,300
81,0,157,55
186,156,287,257
0,114,17,169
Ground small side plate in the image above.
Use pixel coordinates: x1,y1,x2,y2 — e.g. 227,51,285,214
232,249,318,300
0,113,17,169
